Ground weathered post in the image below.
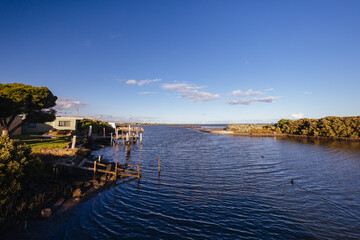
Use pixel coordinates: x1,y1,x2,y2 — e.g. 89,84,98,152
140,133,143,144
103,127,105,140
88,125,92,137
115,160,118,180
110,133,113,145
93,161,97,175
158,156,160,173
126,143,131,153
137,164,141,178
71,135,77,149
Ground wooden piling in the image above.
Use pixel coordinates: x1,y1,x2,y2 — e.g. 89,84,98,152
115,160,118,179
158,156,160,173
93,161,96,175
71,135,77,149
88,125,92,137
137,164,141,178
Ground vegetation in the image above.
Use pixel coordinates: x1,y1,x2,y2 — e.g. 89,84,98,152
17,137,71,150
225,124,276,133
77,119,114,136
276,116,360,139
0,136,42,205
0,83,57,136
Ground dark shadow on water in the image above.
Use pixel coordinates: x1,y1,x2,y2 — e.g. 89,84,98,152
277,136,360,153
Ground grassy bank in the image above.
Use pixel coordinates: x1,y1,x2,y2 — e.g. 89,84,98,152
12,135,71,155
225,124,276,134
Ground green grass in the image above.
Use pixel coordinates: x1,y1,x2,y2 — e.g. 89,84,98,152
15,136,71,149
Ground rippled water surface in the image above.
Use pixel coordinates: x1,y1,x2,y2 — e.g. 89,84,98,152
64,126,360,239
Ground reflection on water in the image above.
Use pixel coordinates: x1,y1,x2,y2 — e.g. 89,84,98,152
280,136,360,154
64,126,360,239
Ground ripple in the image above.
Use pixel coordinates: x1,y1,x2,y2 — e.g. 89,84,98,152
65,126,360,239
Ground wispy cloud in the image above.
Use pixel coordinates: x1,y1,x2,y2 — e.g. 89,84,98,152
231,89,266,97
162,83,219,102
304,91,312,95
95,114,155,123
126,78,161,86
55,97,87,110
138,92,158,95
290,113,305,119
228,96,280,105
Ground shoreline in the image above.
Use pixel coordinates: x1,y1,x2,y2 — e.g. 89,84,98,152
0,139,118,239
188,127,360,142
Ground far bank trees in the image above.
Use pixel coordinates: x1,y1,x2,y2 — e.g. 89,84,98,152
0,83,57,136
276,116,360,139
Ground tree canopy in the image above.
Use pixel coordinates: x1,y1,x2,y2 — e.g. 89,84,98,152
275,116,360,139
0,83,57,136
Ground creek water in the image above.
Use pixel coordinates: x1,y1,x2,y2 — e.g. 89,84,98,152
63,125,360,239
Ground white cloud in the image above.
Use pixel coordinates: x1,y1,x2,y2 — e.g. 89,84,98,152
162,83,189,91
126,78,161,86
304,91,312,95
265,88,274,91
138,78,161,86
228,96,280,105
290,113,305,119
55,97,87,110
231,89,266,97
138,92,158,95
126,79,137,85
161,83,219,102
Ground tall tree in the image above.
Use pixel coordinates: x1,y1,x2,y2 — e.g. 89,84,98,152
0,83,57,136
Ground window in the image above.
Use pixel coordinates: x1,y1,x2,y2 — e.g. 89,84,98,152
58,121,70,127
27,123,36,128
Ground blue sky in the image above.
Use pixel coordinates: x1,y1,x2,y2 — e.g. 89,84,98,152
1,0,360,123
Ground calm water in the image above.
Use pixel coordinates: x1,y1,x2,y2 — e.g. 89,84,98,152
64,126,360,239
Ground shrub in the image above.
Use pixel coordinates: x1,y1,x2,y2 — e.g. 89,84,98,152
275,116,360,139
77,119,114,136
0,136,42,205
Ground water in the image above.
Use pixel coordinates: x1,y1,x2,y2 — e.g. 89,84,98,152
64,125,360,239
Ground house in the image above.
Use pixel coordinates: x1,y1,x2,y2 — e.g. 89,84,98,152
22,116,87,134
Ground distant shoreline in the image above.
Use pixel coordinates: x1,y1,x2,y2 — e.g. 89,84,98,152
186,127,360,142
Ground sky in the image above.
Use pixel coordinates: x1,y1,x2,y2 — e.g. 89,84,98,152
1,0,360,124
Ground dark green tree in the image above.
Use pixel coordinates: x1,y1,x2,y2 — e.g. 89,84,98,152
0,83,57,136
276,116,360,139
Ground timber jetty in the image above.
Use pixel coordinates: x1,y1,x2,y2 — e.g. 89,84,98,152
111,126,144,145
57,156,141,180
56,125,145,181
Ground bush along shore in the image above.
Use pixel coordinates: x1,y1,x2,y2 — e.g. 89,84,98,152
0,135,114,235
200,116,360,141
275,116,360,139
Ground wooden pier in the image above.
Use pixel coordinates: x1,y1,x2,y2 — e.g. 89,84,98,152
57,156,141,180
111,125,144,145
